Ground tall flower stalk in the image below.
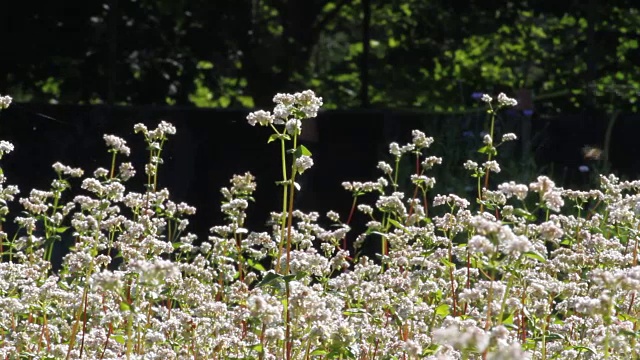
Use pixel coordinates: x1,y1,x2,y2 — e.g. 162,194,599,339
246,91,321,274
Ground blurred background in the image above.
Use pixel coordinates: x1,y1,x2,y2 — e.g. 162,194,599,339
2,0,638,112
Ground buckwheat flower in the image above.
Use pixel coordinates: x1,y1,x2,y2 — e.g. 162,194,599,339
0,141,14,158
501,133,517,142
421,156,442,169
81,178,105,194
403,340,422,357
482,189,507,205
357,204,373,216
411,130,434,148
497,181,528,200
119,162,136,181
389,142,402,157
469,235,495,254
376,193,407,216
294,155,313,174
487,343,529,360
273,93,295,106
463,160,478,170
269,104,290,122
246,110,275,126
377,161,393,175
285,118,301,135
229,172,257,196
93,167,109,178
0,95,12,109
432,194,470,209
529,175,555,194
538,221,564,241
433,324,490,352
481,94,492,103
133,123,147,134
157,120,176,136
294,90,323,118
401,143,415,153
542,190,564,212
145,163,157,176
326,210,340,222
501,232,532,256
483,134,492,145
103,134,131,156
497,92,518,107
264,327,285,341
483,160,501,173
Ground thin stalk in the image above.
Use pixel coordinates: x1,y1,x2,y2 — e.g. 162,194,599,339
448,240,458,316
284,134,298,275
497,275,514,325
480,110,496,213
276,134,289,273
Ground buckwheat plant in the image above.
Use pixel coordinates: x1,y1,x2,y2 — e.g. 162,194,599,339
2,89,640,360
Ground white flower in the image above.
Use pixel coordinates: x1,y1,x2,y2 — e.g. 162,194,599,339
481,94,493,103
497,93,518,107
411,130,434,148
464,160,478,170
389,142,402,157
285,118,302,135
273,93,295,106
294,90,323,118
103,134,131,156
0,95,12,109
295,155,314,174
377,161,393,175
483,160,501,173
246,110,275,126
501,133,517,142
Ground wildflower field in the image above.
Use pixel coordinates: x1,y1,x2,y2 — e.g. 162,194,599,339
0,91,639,359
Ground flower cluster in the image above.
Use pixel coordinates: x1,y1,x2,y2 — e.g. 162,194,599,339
0,95,11,109
246,90,323,131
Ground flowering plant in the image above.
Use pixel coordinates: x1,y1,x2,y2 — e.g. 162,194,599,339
1,90,639,360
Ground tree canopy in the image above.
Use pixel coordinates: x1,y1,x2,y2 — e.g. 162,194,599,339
2,0,638,112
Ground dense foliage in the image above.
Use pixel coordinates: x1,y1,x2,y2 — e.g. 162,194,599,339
3,1,639,112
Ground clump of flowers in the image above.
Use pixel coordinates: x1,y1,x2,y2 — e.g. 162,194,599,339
0,90,640,360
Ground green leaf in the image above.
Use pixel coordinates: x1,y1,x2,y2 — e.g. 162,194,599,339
268,133,290,143
294,144,313,158
257,272,282,287
523,251,546,263
387,218,405,230
119,302,131,312
513,208,536,221
477,145,497,156
113,334,126,344
435,303,450,317
282,274,297,283
572,345,596,354
440,257,454,268
247,258,266,272
56,226,69,234
310,349,328,356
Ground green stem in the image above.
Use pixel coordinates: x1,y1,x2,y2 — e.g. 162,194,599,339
276,135,289,273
